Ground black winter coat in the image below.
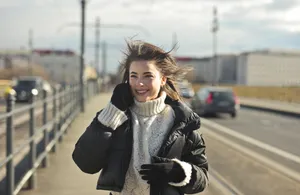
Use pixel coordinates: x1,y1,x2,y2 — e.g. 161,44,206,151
72,97,208,195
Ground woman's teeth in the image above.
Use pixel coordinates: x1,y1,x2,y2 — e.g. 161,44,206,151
136,90,147,94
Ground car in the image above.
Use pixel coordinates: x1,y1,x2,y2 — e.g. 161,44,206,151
12,76,44,102
179,86,195,99
178,80,195,99
191,86,239,118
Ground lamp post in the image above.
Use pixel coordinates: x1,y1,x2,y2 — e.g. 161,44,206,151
211,6,219,86
95,17,100,74
28,29,33,76
79,0,86,112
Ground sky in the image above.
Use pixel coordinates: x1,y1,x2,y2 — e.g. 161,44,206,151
1,0,300,74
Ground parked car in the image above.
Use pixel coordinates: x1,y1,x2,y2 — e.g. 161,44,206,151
191,86,239,118
12,76,44,102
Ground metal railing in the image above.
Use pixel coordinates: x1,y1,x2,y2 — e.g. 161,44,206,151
0,81,100,195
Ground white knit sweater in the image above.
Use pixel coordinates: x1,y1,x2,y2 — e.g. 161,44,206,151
97,92,192,195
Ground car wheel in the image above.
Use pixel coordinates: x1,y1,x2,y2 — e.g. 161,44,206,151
231,112,237,118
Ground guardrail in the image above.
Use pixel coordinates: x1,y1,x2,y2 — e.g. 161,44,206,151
0,81,100,195
239,98,300,118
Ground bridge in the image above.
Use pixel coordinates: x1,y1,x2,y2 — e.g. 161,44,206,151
0,84,300,195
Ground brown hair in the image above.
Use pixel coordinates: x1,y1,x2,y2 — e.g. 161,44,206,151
119,40,192,100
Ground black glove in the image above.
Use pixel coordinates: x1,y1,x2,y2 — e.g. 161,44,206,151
139,156,185,185
111,83,133,111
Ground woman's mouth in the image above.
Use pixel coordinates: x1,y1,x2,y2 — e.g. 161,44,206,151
135,90,148,95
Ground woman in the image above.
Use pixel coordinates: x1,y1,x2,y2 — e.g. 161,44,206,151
72,40,209,195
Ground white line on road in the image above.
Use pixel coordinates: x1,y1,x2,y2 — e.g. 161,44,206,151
201,126,300,183
201,118,300,165
208,167,244,195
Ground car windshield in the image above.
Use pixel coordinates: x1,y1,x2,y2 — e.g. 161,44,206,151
211,91,234,101
15,80,37,88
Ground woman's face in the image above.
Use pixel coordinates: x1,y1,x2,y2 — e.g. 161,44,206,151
129,60,166,102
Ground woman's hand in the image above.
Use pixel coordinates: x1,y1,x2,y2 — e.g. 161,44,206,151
111,83,134,111
139,156,185,185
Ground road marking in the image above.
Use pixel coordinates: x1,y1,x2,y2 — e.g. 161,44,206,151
209,167,244,195
201,118,300,165
201,125,300,183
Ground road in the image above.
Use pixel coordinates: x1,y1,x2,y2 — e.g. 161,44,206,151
204,108,300,172
209,108,300,156
203,127,300,195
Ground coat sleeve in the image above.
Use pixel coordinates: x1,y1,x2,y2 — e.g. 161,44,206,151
179,130,209,194
72,111,128,174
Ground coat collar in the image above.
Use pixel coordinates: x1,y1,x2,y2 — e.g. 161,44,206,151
165,96,201,133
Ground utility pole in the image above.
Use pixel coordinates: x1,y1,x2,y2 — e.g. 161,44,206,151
79,0,86,112
211,6,219,85
28,29,33,76
95,17,100,74
101,41,107,91
101,41,107,78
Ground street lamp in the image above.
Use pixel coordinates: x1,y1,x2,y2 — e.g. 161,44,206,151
28,29,33,76
211,6,219,86
79,0,86,112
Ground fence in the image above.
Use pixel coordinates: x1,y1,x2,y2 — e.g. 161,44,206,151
0,81,100,195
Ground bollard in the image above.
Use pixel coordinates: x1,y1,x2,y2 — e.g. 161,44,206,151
41,89,49,168
51,86,58,153
6,92,15,195
28,93,37,189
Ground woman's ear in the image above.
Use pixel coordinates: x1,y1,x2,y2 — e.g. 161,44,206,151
161,76,167,86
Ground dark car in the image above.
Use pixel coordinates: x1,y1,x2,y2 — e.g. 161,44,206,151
13,77,44,102
191,86,239,118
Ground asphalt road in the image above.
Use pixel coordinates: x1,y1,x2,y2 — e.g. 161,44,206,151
204,130,300,195
206,108,300,156
204,108,300,174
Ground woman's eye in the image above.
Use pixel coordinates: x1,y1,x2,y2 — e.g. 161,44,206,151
130,75,137,78
145,75,154,78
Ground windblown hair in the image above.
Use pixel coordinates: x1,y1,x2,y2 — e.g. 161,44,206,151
119,40,192,101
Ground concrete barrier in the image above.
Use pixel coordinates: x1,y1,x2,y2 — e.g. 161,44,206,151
239,97,300,118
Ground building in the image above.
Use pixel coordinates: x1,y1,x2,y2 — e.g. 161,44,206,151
175,54,237,84
32,49,80,84
0,50,30,69
0,49,98,84
175,49,300,86
237,50,300,86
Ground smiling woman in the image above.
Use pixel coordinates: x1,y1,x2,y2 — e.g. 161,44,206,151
119,40,192,101
72,40,209,195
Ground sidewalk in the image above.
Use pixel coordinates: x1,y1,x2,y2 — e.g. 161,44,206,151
239,97,300,115
18,93,220,195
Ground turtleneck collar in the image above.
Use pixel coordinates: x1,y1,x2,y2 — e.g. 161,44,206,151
131,92,167,117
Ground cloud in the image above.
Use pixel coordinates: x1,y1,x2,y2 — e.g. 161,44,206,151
1,0,300,73
264,0,300,10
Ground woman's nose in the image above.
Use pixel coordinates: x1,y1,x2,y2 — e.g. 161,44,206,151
136,78,144,86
